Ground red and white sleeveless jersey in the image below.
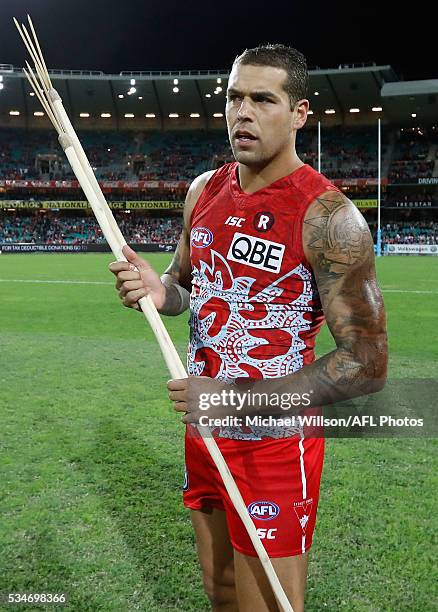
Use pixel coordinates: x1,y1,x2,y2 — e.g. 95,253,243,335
187,162,340,439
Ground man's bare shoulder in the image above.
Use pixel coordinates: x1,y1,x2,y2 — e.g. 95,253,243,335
183,169,216,226
189,169,216,198
302,189,373,272
305,189,363,213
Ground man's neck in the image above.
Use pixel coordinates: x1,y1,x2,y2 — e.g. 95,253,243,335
238,153,304,194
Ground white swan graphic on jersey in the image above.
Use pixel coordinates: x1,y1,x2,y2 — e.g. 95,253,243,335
188,249,315,439
188,249,314,381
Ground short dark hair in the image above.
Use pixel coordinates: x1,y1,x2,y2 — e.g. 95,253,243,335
233,44,308,107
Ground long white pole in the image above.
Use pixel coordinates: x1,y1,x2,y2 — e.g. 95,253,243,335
377,118,382,256
318,120,321,173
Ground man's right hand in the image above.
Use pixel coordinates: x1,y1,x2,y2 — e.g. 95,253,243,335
108,244,166,311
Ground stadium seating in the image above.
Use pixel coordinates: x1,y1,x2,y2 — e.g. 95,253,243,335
381,221,438,244
1,126,436,184
388,129,437,183
1,127,437,247
2,212,438,247
0,213,182,245
309,127,385,179
0,129,229,181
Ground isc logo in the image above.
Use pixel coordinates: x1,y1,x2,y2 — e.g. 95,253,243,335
248,501,280,521
225,215,245,227
191,226,213,248
227,232,285,273
256,528,277,540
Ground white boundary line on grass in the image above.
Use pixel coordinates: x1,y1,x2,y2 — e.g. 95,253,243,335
382,289,438,294
0,278,112,285
0,278,437,294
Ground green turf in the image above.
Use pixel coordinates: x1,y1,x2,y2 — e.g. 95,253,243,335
0,254,437,611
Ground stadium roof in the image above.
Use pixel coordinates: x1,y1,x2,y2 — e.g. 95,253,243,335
1,63,436,129
381,80,438,123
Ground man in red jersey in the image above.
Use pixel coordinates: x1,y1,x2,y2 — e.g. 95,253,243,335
110,45,387,612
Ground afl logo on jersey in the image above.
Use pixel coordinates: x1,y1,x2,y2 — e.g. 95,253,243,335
254,211,275,232
191,226,213,248
248,501,280,521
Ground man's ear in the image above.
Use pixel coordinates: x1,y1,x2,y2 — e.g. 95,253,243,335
292,99,309,130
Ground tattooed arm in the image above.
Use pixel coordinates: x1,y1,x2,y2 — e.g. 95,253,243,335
245,190,388,413
299,190,387,397
109,170,214,316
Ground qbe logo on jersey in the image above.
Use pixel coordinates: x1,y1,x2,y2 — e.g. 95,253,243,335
191,226,213,248
227,232,285,273
247,501,280,521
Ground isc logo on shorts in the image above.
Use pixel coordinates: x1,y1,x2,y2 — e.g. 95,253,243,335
227,232,285,273
256,528,277,540
191,227,213,248
248,501,280,521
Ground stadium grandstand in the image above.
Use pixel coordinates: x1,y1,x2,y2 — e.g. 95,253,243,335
1,62,437,255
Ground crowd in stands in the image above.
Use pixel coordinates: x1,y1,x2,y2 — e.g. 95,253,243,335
116,215,181,244
0,213,182,245
0,129,227,182
2,212,438,247
388,161,435,182
314,127,382,179
1,127,437,186
388,129,437,182
381,221,438,244
0,130,57,180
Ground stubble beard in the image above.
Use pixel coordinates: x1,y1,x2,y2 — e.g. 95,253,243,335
230,141,268,168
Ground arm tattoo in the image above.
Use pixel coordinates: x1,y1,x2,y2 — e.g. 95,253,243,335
304,193,372,294
247,191,388,417
301,191,387,397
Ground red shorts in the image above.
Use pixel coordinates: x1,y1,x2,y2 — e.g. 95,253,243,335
183,426,325,557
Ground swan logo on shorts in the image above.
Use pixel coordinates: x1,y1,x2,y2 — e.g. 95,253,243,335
191,227,213,248
293,498,313,532
247,501,280,521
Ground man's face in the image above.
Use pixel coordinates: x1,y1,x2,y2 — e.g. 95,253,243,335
226,63,302,168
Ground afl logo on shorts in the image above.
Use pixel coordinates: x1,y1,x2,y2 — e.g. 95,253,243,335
191,226,213,248
247,501,280,521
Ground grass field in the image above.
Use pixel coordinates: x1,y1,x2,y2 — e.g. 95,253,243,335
0,254,437,611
